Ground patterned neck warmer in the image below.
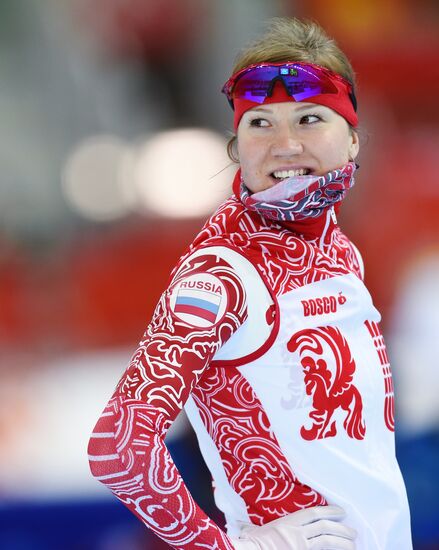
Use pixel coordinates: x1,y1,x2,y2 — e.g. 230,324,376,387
238,162,357,222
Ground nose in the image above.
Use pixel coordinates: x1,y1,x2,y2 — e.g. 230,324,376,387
270,125,303,157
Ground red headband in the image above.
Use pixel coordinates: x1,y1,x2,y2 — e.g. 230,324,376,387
230,66,358,130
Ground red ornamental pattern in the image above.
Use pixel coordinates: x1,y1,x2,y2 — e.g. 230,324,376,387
288,326,366,440
188,197,363,298
365,320,395,432
89,255,247,549
191,368,327,526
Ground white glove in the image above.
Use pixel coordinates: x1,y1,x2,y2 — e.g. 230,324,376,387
230,505,356,550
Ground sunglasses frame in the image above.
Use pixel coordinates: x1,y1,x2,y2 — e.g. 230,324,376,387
222,61,357,112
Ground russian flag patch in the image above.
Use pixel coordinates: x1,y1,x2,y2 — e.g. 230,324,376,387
169,272,227,327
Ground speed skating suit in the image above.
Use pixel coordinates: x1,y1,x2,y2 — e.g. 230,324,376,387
88,178,412,549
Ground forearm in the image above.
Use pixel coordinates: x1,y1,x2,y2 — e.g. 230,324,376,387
88,396,235,549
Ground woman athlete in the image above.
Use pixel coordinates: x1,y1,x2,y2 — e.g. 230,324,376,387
88,17,412,549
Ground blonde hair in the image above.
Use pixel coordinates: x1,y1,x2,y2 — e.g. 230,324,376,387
226,17,357,162
232,17,355,86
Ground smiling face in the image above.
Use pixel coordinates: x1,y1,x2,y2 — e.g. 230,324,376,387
236,101,359,193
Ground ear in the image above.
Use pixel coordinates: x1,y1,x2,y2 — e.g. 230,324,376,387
348,129,360,161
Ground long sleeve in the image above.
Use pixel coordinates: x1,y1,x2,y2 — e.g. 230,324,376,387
88,252,248,549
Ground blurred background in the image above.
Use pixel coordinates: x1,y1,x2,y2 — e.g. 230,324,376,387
0,0,438,548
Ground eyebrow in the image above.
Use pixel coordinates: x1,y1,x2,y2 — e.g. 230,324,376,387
250,103,324,114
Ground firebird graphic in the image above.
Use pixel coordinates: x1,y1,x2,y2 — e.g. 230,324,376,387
287,326,366,440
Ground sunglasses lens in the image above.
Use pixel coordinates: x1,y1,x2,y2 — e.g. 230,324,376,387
230,65,338,103
233,68,278,103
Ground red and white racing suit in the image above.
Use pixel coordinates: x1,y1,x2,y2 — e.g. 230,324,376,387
88,187,412,549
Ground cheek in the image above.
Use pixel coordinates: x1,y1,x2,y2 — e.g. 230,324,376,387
237,140,270,193
318,132,351,163
237,140,264,175
240,161,262,192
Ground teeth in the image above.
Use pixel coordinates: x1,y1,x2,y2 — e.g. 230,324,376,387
272,168,310,178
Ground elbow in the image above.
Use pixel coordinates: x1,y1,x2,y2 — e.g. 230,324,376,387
87,408,121,484
88,398,159,486
87,432,112,483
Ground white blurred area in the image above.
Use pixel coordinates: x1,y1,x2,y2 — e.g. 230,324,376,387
388,251,439,434
130,129,233,218
62,129,234,221
62,136,133,221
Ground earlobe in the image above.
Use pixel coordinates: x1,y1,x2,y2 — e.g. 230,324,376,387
348,150,358,162
227,135,239,163
348,130,360,161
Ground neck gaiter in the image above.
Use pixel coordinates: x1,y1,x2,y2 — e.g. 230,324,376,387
238,162,357,222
